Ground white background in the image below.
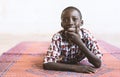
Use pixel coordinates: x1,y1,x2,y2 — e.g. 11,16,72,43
0,0,120,35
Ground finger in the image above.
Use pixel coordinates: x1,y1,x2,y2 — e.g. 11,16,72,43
84,70,91,73
75,27,78,33
67,28,76,32
88,69,95,73
88,67,95,73
88,71,93,74
89,66,95,70
76,27,79,34
67,31,75,35
67,32,76,39
85,69,94,74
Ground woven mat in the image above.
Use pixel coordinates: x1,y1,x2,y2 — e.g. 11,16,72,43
0,41,120,77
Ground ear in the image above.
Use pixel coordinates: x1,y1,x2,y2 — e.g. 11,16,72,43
61,22,64,28
80,20,84,26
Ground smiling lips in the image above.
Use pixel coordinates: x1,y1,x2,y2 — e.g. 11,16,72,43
65,27,77,34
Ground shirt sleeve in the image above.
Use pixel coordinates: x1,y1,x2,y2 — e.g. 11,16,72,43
82,29,103,59
43,33,61,64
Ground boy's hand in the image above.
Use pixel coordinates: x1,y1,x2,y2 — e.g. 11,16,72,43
66,27,81,45
73,65,95,73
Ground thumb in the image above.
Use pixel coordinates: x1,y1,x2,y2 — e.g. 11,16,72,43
76,27,79,34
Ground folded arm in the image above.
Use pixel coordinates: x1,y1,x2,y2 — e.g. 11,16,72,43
43,62,95,73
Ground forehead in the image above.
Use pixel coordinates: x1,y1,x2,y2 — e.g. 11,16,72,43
61,9,80,18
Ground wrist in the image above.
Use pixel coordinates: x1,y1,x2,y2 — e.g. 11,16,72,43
69,65,79,72
77,39,84,46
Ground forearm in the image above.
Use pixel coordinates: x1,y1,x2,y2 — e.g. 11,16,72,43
43,62,95,73
78,40,101,68
43,62,73,71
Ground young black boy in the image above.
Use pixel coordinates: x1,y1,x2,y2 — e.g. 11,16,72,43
43,6,102,73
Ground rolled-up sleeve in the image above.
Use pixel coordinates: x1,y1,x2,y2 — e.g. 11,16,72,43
43,33,61,64
88,39,103,59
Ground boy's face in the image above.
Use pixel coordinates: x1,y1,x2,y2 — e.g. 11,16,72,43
61,9,83,33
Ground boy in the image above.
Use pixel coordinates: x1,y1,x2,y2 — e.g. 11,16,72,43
43,6,102,73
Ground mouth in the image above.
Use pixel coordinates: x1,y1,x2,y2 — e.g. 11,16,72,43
64,27,77,33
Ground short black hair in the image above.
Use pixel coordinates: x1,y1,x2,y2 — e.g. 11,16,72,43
61,6,82,19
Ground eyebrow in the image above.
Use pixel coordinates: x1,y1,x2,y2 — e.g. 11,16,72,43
62,16,79,19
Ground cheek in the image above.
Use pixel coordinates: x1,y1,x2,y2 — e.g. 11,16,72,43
75,22,80,27
61,22,65,27
77,21,83,26
61,22,67,29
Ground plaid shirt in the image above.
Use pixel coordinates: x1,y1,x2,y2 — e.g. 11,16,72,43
43,28,102,64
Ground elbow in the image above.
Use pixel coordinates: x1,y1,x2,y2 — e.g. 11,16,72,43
89,59,102,68
43,63,46,69
94,60,102,68
43,63,49,70
43,62,55,70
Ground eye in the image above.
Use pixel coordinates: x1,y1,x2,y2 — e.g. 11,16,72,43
73,17,78,21
62,18,68,23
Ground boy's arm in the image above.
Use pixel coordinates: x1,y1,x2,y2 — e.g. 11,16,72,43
43,62,95,73
67,31,101,68
77,39,101,68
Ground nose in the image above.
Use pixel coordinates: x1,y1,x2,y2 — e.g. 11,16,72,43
65,18,74,29
69,18,74,25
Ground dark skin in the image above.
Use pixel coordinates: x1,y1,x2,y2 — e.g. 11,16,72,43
43,8,101,73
